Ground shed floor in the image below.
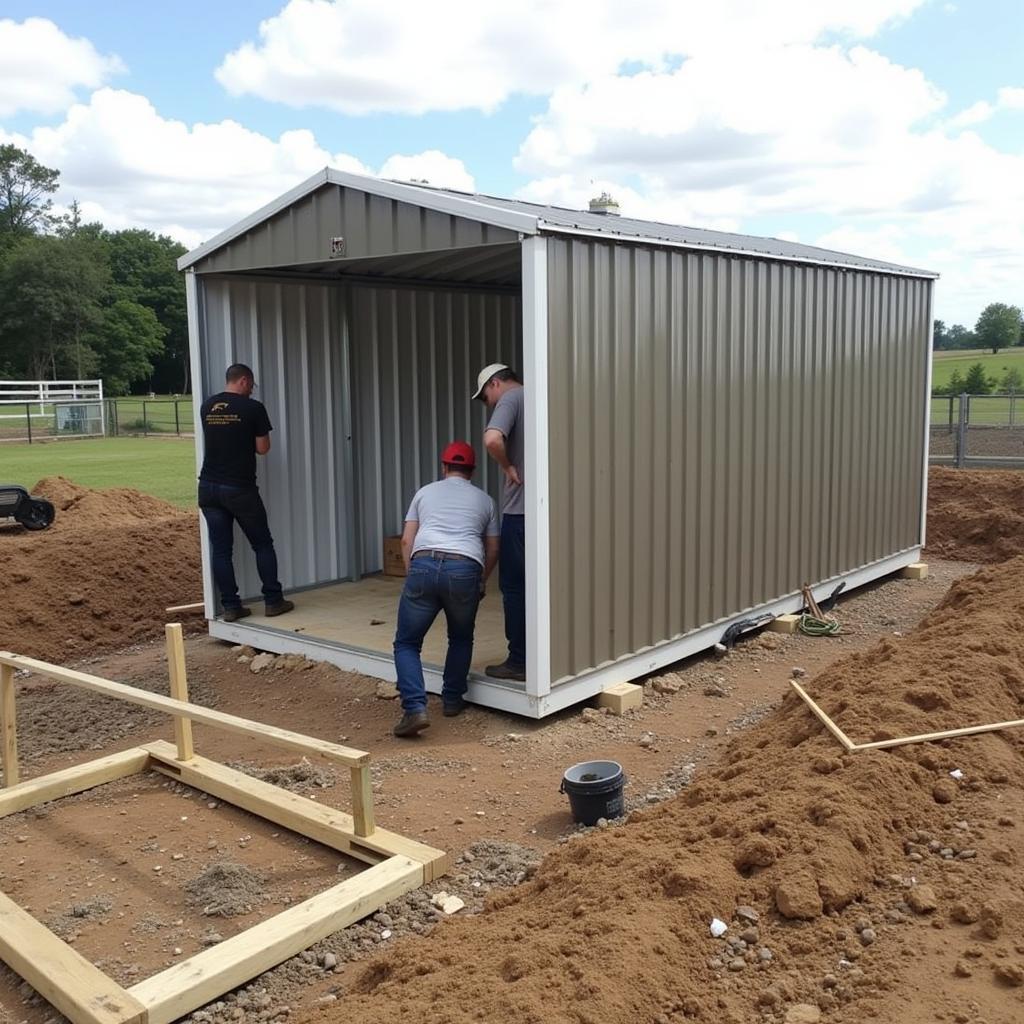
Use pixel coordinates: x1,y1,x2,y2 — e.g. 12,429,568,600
245,574,509,674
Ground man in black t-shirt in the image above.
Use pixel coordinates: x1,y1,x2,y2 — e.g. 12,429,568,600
198,363,294,622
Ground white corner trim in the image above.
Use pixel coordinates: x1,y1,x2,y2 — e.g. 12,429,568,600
185,271,216,619
920,284,935,546
522,235,551,698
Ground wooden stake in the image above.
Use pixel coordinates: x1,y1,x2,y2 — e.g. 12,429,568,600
789,680,856,751
165,624,194,761
853,717,1024,751
350,764,375,837
165,602,205,614
0,664,18,788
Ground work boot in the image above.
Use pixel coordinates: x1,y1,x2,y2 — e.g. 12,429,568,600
442,699,467,718
222,606,251,623
485,661,526,682
393,711,430,737
265,599,295,617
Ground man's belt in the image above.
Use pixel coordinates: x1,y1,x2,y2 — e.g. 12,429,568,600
411,549,477,563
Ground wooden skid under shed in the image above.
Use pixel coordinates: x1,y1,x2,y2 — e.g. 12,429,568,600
0,633,447,1024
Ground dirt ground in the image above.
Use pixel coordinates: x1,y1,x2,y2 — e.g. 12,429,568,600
0,469,1021,1023
926,468,1024,564
0,477,201,662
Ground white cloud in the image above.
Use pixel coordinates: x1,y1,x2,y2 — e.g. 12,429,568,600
379,150,475,191
512,41,1024,325
996,86,1024,110
947,100,994,128
945,86,1024,129
215,0,925,115
6,89,472,247
0,17,123,117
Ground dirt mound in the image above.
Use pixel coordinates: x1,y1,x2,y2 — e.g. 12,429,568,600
186,862,267,917
926,467,1024,563
0,476,200,661
308,557,1024,1024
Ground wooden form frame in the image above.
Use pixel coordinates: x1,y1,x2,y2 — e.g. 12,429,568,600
0,626,447,1024
791,680,1024,752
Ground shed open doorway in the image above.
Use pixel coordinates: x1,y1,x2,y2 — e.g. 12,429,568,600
192,232,525,702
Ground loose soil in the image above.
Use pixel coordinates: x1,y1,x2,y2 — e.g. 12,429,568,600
0,469,1021,1024
306,555,1024,1024
926,467,1024,564
0,477,201,661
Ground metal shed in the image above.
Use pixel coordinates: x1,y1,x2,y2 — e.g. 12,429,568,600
179,168,936,718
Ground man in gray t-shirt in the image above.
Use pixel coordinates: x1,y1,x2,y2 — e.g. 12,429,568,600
474,363,527,682
391,441,499,737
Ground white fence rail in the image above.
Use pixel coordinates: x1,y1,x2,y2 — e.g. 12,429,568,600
0,379,106,442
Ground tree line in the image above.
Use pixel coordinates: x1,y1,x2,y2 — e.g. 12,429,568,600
0,145,188,395
934,303,1024,354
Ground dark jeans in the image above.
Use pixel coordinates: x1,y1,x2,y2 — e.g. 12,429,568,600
499,513,526,669
198,481,283,610
393,554,483,713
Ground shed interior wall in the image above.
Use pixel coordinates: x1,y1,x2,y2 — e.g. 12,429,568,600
546,237,931,684
197,274,522,599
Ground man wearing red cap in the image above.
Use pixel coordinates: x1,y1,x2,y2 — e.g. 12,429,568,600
391,441,499,737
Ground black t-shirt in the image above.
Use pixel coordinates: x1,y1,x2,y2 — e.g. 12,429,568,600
199,392,273,486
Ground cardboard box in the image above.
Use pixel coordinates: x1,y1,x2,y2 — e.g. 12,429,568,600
383,536,406,577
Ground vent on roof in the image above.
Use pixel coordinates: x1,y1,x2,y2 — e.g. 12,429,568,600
588,192,620,216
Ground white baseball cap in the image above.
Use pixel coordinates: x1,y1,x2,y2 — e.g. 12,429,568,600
472,363,509,400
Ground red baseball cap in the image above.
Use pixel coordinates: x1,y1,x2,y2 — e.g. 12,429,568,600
441,440,476,468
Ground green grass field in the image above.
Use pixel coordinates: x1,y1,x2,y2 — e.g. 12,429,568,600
931,348,1024,391
3,437,197,508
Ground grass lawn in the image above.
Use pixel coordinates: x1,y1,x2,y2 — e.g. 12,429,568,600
3,437,197,508
931,348,1024,391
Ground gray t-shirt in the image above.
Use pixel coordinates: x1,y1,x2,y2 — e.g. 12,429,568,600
487,385,524,514
405,477,499,567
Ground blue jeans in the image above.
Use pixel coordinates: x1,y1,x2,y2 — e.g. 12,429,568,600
393,555,483,713
499,514,526,669
198,481,283,609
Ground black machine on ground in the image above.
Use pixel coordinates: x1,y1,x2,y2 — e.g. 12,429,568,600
0,484,56,531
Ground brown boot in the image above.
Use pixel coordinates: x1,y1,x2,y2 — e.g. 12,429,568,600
485,661,526,682
222,606,251,623
265,599,294,617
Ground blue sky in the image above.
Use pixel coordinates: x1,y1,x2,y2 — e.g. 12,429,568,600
2,1,1023,325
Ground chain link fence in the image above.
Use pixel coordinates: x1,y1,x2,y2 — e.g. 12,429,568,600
929,393,1024,468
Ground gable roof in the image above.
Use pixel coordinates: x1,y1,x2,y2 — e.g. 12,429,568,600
179,167,938,279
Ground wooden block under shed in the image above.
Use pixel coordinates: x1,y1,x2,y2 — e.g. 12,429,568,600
900,562,928,580
767,614,801,634
596,682,643,715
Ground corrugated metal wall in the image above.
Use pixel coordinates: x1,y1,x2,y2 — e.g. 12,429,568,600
199,275,522,596
348,285,522,571
199,276,355,597
546,237,931,685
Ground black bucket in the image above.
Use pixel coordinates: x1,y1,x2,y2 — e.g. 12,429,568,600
559,760,626,826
